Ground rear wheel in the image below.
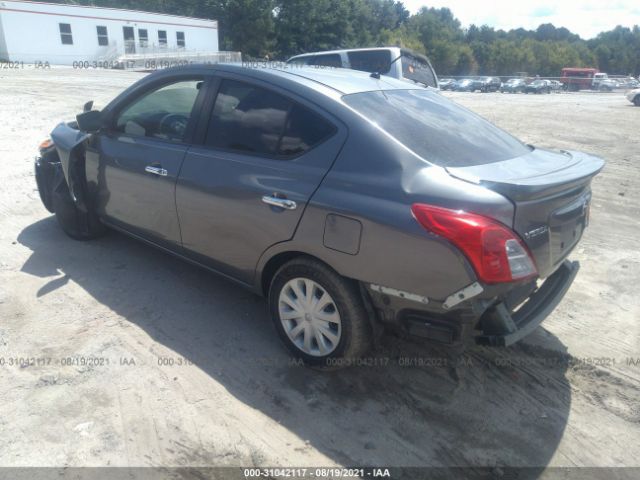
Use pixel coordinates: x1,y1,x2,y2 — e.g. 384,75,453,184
634,95,640,106
269,257,373,367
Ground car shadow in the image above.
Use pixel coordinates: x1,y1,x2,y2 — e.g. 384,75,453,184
18,217,571,476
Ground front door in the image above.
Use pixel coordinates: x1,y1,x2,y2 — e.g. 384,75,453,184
176,77,346,284
123,26,135,54
89,77,207,249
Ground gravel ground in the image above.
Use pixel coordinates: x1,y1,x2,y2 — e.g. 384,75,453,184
0,67,638,477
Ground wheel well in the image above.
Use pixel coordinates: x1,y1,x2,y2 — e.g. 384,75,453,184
260,251,382,337
260,251,310,296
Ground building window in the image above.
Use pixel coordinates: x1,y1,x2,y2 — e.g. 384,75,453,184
158,30,167,46
138,29,148,47
59,23,73,45
176,32,185,48
96,26,108,46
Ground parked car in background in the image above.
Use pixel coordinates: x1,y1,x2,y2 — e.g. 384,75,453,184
34,64,604,366
548,80,563,92
439,78,456,90
287,47,438,89
525,79,552,94
453,78,481,92
500,78,526,93
478,76,502,92
627,88,640,106
619,77,639,89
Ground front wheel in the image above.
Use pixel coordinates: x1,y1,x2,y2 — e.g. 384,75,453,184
634,96,640,106
269,257,373,367
52,174,106,240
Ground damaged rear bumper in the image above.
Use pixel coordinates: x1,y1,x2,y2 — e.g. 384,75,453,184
365,260,579,348
476,260,579,346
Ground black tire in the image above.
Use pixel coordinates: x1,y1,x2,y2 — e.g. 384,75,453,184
51,170,106,241
269,257,373,368
34,151,59,214
634,96,640,106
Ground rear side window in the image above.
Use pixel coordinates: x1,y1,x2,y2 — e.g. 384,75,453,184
401,53,437,88
309,54,342,68
280,105,335,156
347,50,391,74
343,89,529,167
205,79,334,157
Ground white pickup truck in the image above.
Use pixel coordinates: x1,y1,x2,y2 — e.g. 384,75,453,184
592,73,618,91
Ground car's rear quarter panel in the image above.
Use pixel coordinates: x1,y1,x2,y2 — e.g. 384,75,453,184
259,109,515,302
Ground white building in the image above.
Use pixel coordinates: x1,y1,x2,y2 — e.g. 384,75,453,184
0,0,219,65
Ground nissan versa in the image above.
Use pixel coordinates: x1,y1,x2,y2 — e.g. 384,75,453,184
34,65,604,366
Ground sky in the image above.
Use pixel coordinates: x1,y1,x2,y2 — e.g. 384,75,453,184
403,0,640,39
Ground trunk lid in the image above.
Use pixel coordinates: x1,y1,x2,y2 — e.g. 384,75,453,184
446,148,604,278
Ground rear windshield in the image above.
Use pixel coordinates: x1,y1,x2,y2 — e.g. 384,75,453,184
343,89,529,167
401,53,437,88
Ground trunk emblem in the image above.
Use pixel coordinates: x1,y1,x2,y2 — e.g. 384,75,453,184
524,225,549,240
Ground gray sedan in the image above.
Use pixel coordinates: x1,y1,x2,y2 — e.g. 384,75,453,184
35,65,603,367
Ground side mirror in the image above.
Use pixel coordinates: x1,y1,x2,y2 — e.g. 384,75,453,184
76,110,103,133
83,100,94,113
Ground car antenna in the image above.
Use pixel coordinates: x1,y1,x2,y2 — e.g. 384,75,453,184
370,53,403,79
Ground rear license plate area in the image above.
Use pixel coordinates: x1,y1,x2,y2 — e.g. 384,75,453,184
549,194,590,263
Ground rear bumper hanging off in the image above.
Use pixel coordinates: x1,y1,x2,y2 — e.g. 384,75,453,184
477,260,580,346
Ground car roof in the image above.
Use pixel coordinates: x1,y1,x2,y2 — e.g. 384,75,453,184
288,47,401,59
154,63,425,95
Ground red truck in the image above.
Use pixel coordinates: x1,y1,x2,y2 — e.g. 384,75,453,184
560,67,599,91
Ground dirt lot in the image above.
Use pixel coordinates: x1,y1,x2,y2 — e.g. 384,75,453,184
0,67,639,477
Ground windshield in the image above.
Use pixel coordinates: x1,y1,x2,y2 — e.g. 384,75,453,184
343,89,530,167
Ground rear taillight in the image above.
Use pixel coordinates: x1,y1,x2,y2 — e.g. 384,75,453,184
411,204,537,284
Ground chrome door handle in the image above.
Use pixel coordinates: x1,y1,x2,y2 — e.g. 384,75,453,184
145,165,168,177
262,195,297,210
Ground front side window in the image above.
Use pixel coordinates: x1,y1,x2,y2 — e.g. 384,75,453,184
343,89,529,167
96,26,108,46
139,29,148,47
114,79,202,142
177,32,185,48
59,23,73,45
158,30,167,46
205,79,334,157
347,50,391,74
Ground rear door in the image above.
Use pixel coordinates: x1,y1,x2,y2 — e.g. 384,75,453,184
176,76,346,284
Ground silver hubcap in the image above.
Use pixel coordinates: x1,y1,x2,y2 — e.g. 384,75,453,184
278,278,342,357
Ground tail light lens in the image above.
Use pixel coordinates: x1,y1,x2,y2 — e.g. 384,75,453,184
411,203,537,284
